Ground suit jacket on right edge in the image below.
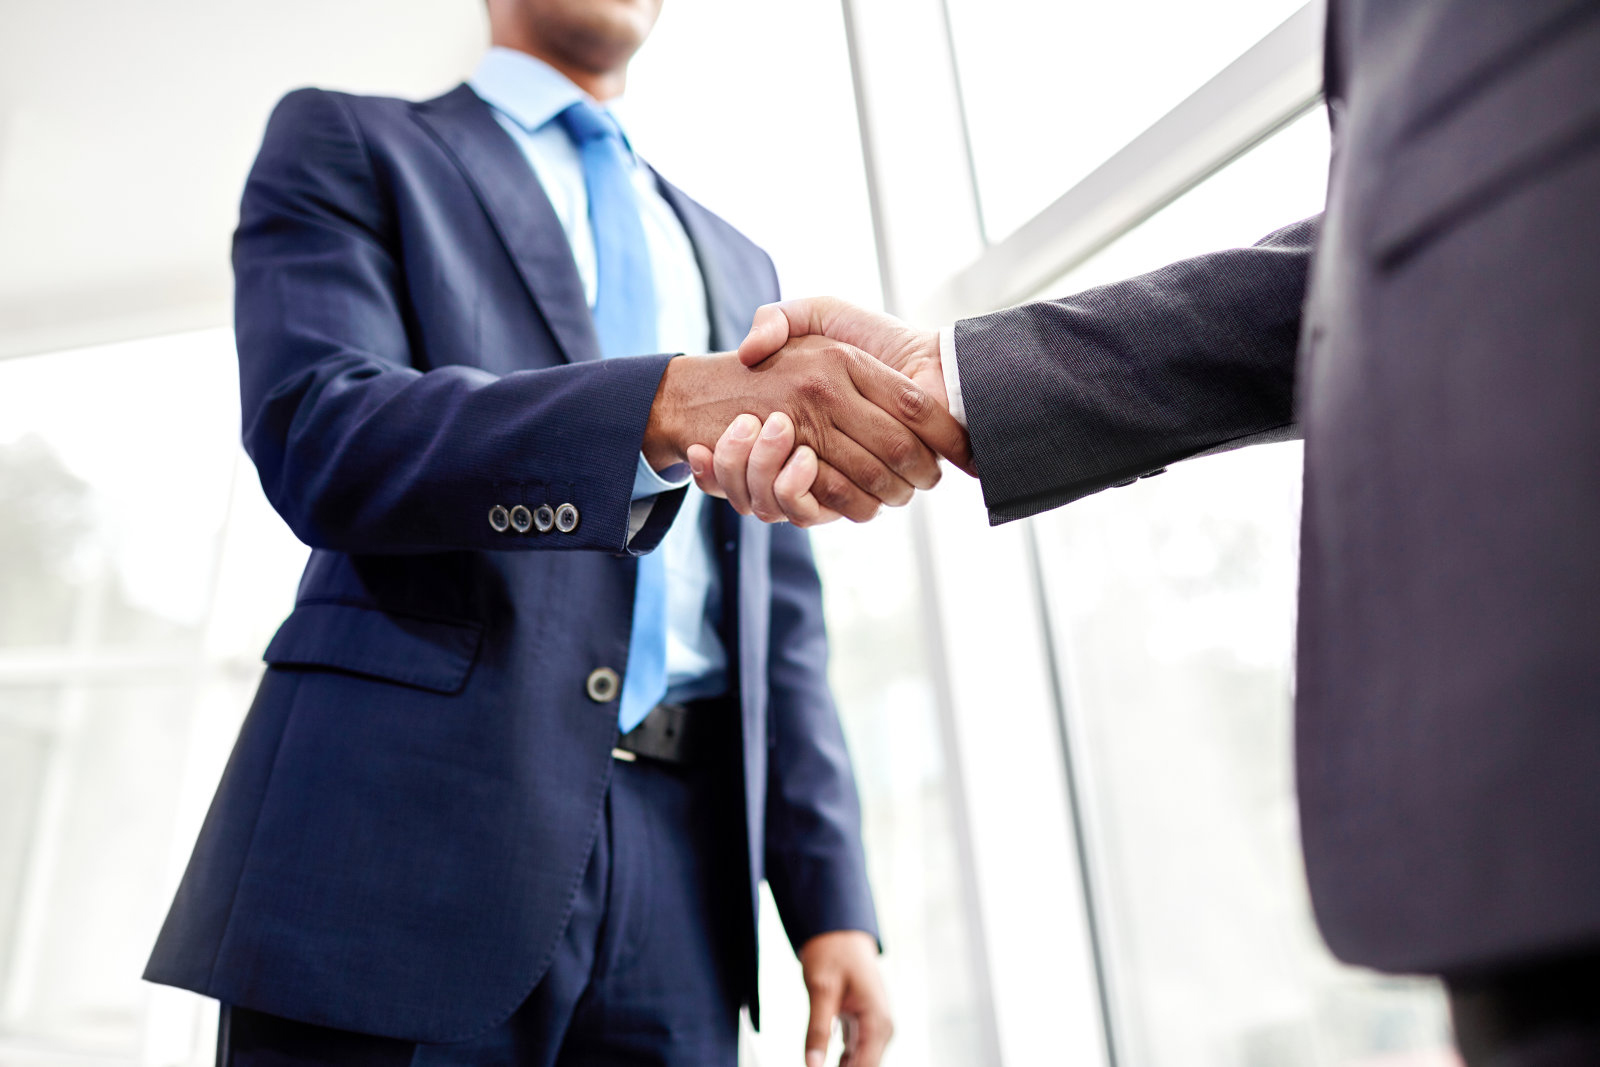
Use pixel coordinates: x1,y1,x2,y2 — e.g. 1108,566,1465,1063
954,0,1600,977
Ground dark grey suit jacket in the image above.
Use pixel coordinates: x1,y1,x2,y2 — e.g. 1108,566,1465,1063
956,0,1600,977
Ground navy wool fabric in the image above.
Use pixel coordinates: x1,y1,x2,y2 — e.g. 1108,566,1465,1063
144,84,878,1042
222,756,749,1067
956,0,1600,980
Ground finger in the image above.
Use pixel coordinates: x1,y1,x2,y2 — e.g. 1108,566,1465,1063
810,457,883,524
823,372,942,494
844,1008,893,1067
686,444,724,499
805,975,844,1067
738,297,850,366
738,304,796,367
746,413,796,523
820,430,918,509
848,356,972,482
773,447,843,527
712,415,762,515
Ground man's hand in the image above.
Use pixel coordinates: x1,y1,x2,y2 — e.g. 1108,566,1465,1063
643,338,964,523
798,930,892,1067
737,298,957,462
685,297,972,525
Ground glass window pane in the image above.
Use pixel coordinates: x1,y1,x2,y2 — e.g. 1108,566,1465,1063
1,680,194,1051
1036,107,1331,301
947,0,1308,242
0,331,241,653
748,509,989,1067
1026,117,1455,1065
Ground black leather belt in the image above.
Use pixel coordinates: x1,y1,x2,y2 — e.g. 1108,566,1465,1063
613,698,724,767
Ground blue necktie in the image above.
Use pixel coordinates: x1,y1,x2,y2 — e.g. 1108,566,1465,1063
556,100,667,734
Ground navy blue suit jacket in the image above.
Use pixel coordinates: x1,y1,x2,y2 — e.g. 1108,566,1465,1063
145,84,878,1041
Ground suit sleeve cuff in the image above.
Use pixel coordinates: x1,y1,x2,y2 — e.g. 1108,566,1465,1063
631,451,691,500
627,452,692,543
939,324,967,428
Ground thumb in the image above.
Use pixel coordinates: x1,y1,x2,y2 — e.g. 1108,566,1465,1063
805,976,843,1067
738,303,796,367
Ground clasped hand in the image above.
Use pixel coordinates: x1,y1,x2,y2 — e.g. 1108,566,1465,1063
662,297,968,525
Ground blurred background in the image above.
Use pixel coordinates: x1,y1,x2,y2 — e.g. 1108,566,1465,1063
0,0,1458,1065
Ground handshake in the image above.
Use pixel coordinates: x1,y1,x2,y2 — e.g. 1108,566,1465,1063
641,297,973,526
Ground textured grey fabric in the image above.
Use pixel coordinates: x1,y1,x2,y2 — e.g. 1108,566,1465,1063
955,218,1316,523
956,0,1600,978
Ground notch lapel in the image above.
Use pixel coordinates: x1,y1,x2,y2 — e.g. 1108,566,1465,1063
413,85,602,364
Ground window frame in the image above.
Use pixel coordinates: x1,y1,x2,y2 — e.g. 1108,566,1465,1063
836,3,1326,1064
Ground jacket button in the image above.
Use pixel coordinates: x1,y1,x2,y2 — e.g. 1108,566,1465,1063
555,503,580,533
586,667,620,703
509,504,533,533
533,504,556,533
488,505,511,532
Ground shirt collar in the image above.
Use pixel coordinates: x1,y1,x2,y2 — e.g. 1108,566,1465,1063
468,46,636,154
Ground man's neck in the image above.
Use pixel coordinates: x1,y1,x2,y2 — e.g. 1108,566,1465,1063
493,40,627,101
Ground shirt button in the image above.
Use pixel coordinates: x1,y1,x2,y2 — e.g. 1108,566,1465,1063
555,503,580,534
488,505,511,533
509,504,533,533
534,504,556,533
586,667,620,703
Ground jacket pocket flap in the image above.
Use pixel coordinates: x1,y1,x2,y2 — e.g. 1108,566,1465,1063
263,602,483,694
1372,13,1600,267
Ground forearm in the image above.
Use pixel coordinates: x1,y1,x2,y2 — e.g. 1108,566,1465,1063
954,215,1320,522
244,347,679,555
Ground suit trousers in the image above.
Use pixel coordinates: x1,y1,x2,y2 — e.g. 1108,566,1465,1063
1449,953,1600,1067
218,752,748,1067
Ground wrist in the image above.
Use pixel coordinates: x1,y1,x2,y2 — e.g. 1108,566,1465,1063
642,352,744,469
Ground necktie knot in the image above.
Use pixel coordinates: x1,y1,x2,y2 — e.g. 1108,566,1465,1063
555,100,624,148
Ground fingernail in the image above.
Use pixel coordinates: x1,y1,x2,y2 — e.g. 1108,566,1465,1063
761,415,787,439
689,455,705,476
806,1052,824,1067
729,416,757,440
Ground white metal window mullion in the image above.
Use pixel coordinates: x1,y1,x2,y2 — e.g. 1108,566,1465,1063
917,1,1324,326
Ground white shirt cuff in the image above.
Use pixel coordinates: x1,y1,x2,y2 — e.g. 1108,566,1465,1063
939,325,967,428
631,451,692,500
627,451,692,543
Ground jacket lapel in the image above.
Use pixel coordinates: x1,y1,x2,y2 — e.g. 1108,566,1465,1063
412,84,602,364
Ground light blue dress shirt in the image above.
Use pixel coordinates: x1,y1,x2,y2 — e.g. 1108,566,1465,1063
470,48,727,703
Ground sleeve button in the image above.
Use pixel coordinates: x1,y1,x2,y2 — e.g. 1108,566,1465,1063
488,505,511,532
509,504,533,533
555,503,580,533
534,504,556,533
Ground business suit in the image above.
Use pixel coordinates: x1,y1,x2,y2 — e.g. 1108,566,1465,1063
144,76,877,1053
951,0,1600,1055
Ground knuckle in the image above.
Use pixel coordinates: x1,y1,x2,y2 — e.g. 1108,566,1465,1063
859,465,894,500
895,384,930,422
813,476,853,513
883,430,919,470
